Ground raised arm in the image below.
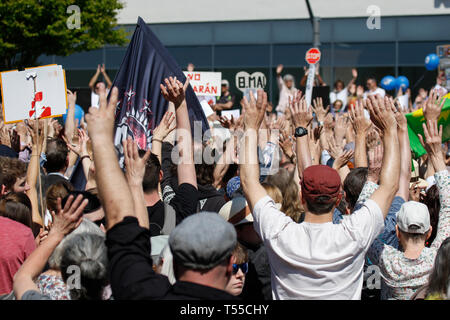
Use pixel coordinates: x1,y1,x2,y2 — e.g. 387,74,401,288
64,90,76,144
349,100,372,167
366,95,400,218
88,65,101,91
346,68,358,91
85,86,135,230
25,123,43,226
100,64,112,89
123,138,151,229
160,77,197,188
239,90,268,211
390,98,411,201
13,195,87,299
290,94,313,180
151,110,176,165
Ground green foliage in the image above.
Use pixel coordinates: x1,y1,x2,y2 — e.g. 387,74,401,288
0,0,128,70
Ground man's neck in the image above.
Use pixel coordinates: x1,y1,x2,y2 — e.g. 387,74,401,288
178,269,227,291
143,190,161,207
303,211,333,224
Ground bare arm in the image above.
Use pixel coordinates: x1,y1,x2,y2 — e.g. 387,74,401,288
123,138,151,229
349,100,372,167
64,90,76,144
85,86,135,230
100,64,113,89
160,77,197,188
290,95,313,179
88,65,101,91
25,125,43,226
13,195,87,299
392,103,411,201
366,96,400,218
239,90,268,211
151,110,176,165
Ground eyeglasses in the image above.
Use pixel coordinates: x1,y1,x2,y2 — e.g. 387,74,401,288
232,263,248,274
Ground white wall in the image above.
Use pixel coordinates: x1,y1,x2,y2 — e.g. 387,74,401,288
117,0,450,24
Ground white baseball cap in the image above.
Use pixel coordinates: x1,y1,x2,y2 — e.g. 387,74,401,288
219,197,253,226
397,201,430,234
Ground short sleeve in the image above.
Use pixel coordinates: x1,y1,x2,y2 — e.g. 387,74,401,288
340,199,384,251
252,196,294,241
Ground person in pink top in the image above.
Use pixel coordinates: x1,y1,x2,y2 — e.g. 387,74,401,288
0,216,36,295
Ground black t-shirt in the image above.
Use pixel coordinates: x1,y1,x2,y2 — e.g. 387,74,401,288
147,200,164,237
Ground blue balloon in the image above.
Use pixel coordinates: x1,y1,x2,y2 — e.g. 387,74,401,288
380,75,397,91
62,104,85,126
425,53,440,71
396,76,409,90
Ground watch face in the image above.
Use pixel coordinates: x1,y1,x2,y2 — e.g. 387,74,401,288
295,127,307,137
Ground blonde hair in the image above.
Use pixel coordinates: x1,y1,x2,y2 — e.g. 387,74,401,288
261,183,283,204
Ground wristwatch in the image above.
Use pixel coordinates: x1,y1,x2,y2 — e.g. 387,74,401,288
294,126,308,138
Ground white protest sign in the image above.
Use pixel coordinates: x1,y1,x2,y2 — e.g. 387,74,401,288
0,64,67,123
235,71,266,93
221,109,240,120
183,71,221,97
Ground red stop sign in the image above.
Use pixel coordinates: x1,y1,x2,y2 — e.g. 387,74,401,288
305,48,321,64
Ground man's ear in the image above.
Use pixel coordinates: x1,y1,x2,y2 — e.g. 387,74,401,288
395,225,400,240
159,170,163,183
0,184,6,196
335,193,343,207
426,226,433,240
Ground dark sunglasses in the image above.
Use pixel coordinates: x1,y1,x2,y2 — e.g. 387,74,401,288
232,263,248,274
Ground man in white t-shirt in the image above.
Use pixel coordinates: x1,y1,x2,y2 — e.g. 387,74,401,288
88,64,112,107
239,91,400,299
363,77,385,99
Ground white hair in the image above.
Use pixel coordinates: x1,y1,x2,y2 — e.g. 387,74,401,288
48,218,105,269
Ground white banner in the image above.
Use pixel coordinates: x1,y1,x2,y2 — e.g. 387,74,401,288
0,65,67,123
183,71,222,96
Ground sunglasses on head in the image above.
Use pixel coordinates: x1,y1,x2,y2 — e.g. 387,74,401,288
232,263,248,274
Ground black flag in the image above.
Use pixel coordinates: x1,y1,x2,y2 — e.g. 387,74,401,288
112,16,209,161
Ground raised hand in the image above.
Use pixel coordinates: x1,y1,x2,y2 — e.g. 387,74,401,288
367,144,383,183
63,128,89,156
423,89,446,122
85,86,118,142
351,68,358,79
152,110,176,141
242,89,267,130
290,97,313,128
67,90,77,106
218,115,236,131
100,64,106,73
334,114,348,145
366,95,397,133
311,97,329,123
333,149,354,170
276,64,284,75
279,130,294,160
160,76,190,109
349,100,372,135
123,137,151,187
49,195,88,237
418,120,443,157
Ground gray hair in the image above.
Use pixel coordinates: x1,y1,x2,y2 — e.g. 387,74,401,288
60,233,108,300
283,74,294,82
48,218,105,269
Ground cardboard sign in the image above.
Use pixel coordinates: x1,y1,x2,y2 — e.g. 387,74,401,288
0,64,67,123
183,71,221,96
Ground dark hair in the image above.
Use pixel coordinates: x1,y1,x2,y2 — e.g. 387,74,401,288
0,192,33,229
399,225,429,244
0,156,27,190
334,80,345,89
44,138,68,173
46,181,74,213
366,76,377,83
305,196,337,214
426,237,450,298
422,185,440,247
343,167,368,209
139,151,161,193
194,147,218,186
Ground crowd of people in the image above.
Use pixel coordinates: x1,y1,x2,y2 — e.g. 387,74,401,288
0,64,449,301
